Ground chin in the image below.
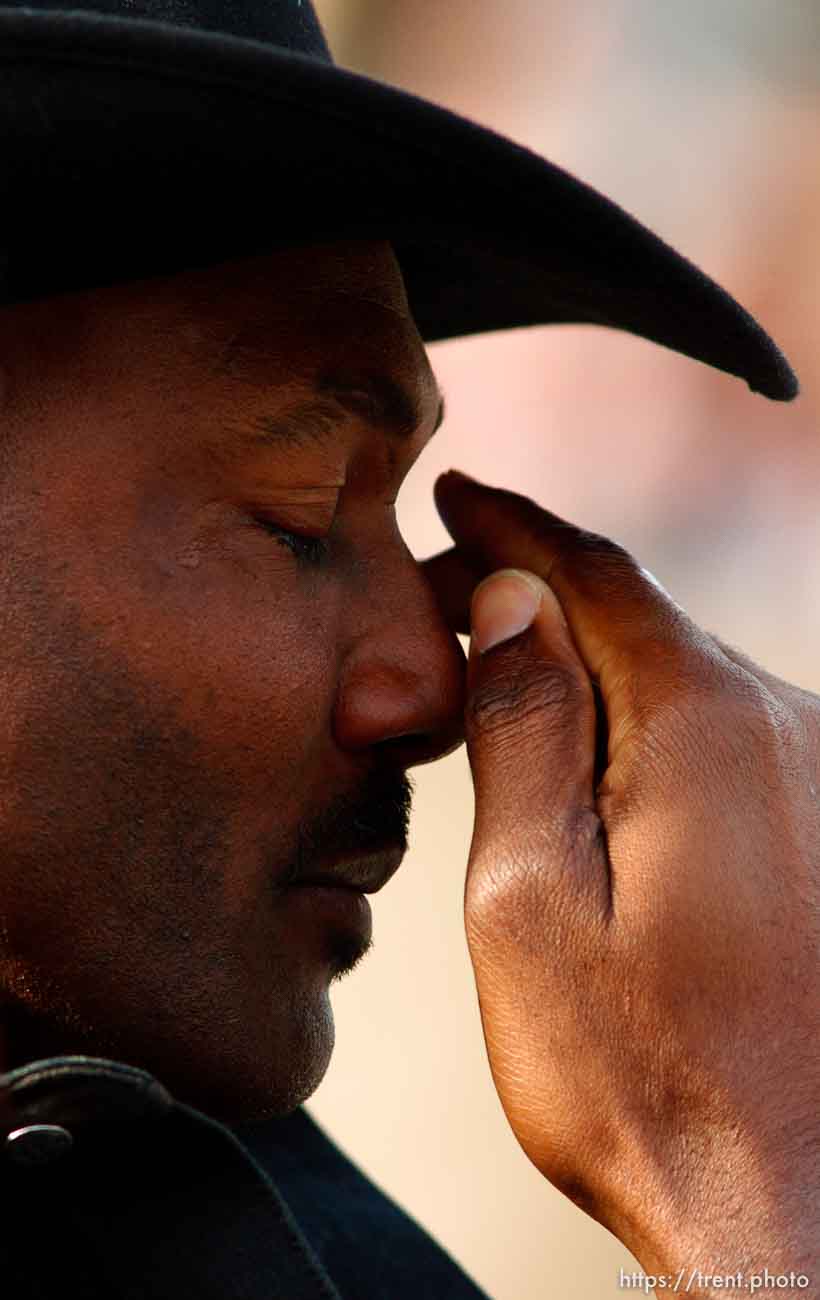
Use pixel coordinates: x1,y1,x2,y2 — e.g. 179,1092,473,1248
15,994,336,1129
192,1054,333,1126
6,963,339,1125
166,994,337,1126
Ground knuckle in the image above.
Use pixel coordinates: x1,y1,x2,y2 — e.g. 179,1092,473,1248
728,677,803,786
467,655,583,743
637,651,801,793
548,527,635,578
465,844,554,957
696,648,795,750
487,485,633,578
465,805,605,944
465,848,533,933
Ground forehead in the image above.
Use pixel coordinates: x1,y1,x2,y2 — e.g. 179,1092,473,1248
178,241,436,400
0,242,442,471
3,238,433,398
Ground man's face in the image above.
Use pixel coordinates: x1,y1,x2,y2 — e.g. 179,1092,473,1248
0,241,466,1122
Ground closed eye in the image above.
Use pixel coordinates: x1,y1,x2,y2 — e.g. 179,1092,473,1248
253,518,328,565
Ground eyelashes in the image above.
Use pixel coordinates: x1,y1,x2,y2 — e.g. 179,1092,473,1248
253,518,329,565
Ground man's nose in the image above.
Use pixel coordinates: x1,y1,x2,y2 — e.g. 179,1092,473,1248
332,554,467,768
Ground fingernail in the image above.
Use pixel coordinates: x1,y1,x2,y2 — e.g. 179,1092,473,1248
471,569,545,654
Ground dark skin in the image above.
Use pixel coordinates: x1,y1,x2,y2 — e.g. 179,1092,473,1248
427,499,820,1293
0,241,464,1121
0,239,817,1294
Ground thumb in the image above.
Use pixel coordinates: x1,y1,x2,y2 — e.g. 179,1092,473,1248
465,568,610,919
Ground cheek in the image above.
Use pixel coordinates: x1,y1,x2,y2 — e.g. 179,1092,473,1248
5,478,348,830
0,569,343,933
133,568,347,811
11,539,341,803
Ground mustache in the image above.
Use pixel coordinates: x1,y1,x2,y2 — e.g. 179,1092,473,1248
284,767,415,884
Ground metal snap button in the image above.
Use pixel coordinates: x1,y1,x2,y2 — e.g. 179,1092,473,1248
5,1124,74,1167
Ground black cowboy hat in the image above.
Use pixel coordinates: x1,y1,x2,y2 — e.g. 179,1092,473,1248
0,0,798,400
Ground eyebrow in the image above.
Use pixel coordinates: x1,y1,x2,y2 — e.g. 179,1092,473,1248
247,373,446,450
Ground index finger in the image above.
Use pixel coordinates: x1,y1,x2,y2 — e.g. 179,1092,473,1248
431,471,723,729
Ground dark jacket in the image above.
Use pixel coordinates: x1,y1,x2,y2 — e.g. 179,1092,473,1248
1,1054,491,1298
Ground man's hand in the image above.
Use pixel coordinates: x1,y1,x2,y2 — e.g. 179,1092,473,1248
422,471,820,1295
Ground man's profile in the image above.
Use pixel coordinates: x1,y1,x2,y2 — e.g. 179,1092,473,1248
0,240,459,1123
1,2,817,1298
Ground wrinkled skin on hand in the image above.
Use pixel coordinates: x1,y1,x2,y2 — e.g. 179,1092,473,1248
423,471,820,1296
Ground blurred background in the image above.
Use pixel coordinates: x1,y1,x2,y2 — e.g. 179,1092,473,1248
307,3,820,1297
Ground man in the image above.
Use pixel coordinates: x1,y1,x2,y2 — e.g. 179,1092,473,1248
0,2,816,1298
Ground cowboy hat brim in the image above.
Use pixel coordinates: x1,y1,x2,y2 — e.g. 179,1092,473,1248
0,10,798,400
